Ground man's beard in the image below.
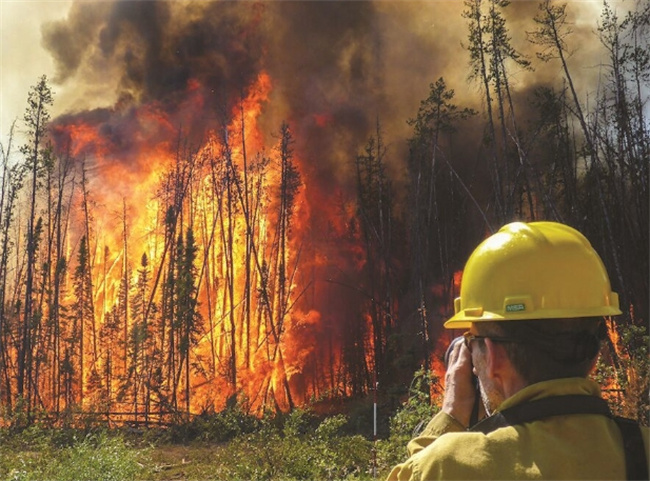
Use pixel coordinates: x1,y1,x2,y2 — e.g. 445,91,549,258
478,375,505,416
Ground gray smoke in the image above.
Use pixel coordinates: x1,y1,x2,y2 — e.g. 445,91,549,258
42,0,603,208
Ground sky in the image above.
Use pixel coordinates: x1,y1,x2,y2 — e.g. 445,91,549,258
1,0,73,147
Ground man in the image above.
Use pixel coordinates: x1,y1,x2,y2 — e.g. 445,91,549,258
388,221,649,480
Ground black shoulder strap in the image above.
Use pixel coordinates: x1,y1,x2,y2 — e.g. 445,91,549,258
469,395,648,481
469,395,611,434
613,417,649,481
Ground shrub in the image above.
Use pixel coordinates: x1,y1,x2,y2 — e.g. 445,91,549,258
1,431,147,481
163,404,260,444
376,368,440,475
314,414,373,480
227,409,373,481
43,432,146,481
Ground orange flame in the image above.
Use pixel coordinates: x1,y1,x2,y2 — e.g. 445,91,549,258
44,70,358,418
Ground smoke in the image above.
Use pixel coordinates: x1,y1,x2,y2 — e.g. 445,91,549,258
41,2,457,179
41,0,606,179
43,1,265,105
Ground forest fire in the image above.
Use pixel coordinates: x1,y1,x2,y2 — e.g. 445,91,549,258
2,0,647,432
41,68,357,418
0,0,407,424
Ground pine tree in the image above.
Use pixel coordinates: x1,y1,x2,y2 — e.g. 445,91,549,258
72,236,94,406
407,78,477,378
174,228,201,414
17,76,53,415
273,122,300,409
0,124,24,409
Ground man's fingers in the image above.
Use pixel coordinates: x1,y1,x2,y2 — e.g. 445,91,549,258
446,341,458,365
446,336,464,366
448,338,472,374
442,336,480,428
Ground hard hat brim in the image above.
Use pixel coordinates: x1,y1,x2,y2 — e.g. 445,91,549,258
444,305,623,330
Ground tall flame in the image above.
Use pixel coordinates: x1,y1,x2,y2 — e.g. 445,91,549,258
43,70,360,418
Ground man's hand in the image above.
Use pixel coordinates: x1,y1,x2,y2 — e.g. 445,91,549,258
441,338,482,429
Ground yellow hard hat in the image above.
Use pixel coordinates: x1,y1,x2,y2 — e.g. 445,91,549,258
444,221,621,329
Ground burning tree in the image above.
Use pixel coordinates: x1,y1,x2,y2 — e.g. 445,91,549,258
16,76,54,421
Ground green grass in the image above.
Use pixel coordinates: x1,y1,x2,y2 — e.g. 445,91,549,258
0,412,385,481
0,370,441,481
0,430,147,481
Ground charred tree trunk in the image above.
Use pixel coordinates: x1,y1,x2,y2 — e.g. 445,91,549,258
464,0,504,221
17,76,53,419
50,145,73,414
80,161,98,378
0,123,22,410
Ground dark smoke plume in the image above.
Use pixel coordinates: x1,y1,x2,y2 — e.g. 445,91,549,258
42,1,469,178
44,1,265,106
42,0,603,165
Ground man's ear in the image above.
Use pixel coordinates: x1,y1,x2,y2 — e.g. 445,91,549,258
483,338,508,382
484,338,526,397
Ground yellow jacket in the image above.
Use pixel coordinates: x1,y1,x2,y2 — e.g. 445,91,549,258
387,378,649,480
